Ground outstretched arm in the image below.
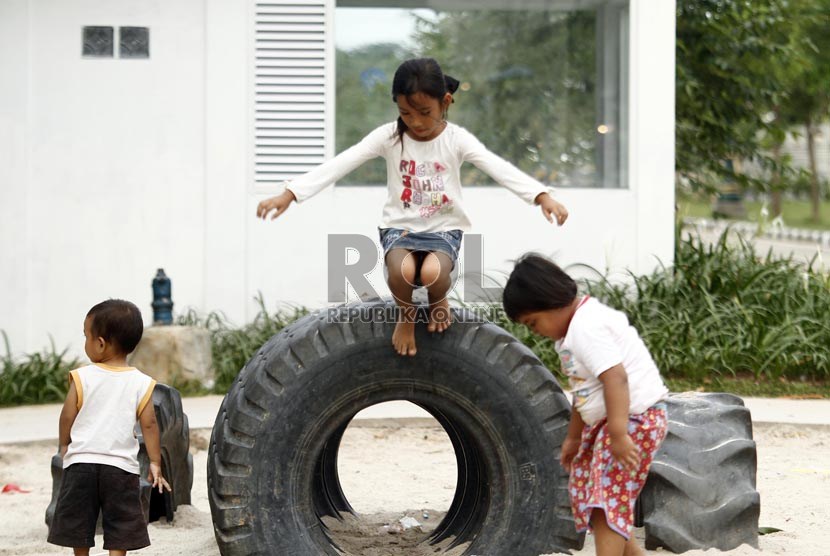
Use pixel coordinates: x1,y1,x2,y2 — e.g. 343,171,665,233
257,189,296,220
255,124,388,221
458,129,569,225
139,397,172,494
535,191,569,226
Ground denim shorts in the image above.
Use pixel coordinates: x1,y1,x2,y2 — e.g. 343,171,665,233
378,228,463,264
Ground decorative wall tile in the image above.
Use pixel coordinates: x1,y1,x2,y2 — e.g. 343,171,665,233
120,27,150,59
82,26,114,57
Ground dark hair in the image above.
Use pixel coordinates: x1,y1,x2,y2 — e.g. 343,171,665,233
391,57,460,144
502,254,578,322
86,299,144,354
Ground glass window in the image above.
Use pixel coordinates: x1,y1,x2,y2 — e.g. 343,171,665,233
334,0,628,188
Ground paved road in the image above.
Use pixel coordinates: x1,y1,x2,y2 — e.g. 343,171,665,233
684,219,830,265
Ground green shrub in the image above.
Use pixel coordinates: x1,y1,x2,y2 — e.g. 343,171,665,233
189,233,830,393
177,296,308,393
0,331,80,406
583,232,830,381
4,230,828,406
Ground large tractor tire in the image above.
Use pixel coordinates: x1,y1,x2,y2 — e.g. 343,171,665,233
46,383,193,527
637,392,760,552
207,301,583,556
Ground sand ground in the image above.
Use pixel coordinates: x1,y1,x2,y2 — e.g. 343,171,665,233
1,420,827,555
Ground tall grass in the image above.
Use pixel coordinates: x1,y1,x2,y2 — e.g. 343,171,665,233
177,296,308,393
3,232,828,406
0,297,306,405
584,232,830,382
0,331,81,406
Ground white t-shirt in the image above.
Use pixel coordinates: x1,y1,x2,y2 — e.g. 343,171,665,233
556,297,668,425
62,364,156,474
285,122,550,233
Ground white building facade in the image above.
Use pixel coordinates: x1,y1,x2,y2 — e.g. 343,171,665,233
0,0,675,357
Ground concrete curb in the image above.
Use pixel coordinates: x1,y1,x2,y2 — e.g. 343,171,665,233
685,216,830,248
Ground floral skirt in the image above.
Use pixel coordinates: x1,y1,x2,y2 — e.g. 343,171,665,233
569,403,668,539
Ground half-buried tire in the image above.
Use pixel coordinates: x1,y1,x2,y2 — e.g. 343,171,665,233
138,382,193,522
207,301,583,555
637,392,760,552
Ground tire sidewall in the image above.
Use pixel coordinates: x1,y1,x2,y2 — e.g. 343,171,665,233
211,307,576,555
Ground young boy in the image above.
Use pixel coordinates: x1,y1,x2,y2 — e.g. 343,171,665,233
48,299,171,556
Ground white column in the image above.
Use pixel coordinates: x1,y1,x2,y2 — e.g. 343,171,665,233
204,0,250,323
629,0,676,274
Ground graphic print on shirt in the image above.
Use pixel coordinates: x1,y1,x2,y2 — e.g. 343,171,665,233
399,159,454,219
560,349,590,408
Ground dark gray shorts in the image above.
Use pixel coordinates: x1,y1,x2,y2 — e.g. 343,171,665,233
47,463,150,551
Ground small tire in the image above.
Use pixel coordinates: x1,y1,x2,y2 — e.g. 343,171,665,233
138,382,194,521
638,392,760,552
208,301,583,555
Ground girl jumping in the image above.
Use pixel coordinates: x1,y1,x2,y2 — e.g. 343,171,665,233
257,58,568,356
503,254,669,556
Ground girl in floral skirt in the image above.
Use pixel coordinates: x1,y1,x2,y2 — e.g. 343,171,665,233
503,254,669,556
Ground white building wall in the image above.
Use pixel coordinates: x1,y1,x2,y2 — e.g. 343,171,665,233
0,0,32,353
204,0,250,325
0,0,207,355
630,0,676,272
0,0,676,359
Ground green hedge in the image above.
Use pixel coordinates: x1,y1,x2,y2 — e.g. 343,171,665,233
585,233,830,382
2,233,828,406
177,297,308,393
0,332,80,406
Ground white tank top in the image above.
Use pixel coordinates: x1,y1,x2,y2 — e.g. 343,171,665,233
63,364,156,474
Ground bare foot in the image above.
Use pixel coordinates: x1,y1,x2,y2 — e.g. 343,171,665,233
427,298,452,333
392,320,417,356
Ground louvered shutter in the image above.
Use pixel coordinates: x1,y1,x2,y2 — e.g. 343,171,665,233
253,0,334,186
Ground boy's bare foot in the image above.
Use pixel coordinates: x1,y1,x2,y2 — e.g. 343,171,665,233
393,320,417,356
427,298,452,333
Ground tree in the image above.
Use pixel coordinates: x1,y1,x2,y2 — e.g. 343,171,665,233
335,9,600,187
778,1,830,222
335,43,414,184
675,0,805,192
415,10,597,186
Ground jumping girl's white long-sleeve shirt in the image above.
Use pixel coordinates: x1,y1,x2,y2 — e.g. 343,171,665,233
285,122,551,233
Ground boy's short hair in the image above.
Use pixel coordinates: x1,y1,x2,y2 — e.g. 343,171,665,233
86,299,144,354
503,253,578,321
